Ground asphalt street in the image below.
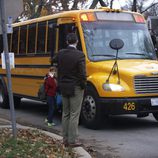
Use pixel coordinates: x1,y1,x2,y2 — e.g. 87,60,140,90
1,99,158,158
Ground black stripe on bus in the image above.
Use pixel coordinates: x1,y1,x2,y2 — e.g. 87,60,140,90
0,73,44,79
14,53,51,58
0,64,50,68
13,93,44,101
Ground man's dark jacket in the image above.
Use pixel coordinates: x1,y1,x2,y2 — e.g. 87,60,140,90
53,46,86,96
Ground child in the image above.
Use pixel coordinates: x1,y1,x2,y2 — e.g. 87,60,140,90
44,67,57,127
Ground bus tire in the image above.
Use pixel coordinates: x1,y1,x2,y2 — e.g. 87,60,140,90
14,96,21,108
0,82,9,109
152,112,158,121
81,85,104,129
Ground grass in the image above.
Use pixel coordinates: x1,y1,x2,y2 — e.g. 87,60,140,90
0,128,78,158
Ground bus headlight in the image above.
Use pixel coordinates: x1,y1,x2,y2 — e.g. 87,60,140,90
103,83,125,92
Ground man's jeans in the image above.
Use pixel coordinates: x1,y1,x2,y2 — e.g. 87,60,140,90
62,86,84,144
47,96,55,123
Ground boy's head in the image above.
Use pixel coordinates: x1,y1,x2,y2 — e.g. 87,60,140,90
49,66,56,72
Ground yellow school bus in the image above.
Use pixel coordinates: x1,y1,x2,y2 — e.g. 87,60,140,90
0,7,158,129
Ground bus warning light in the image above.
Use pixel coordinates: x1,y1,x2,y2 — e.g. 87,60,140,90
134,14,145,23
80,13,96,22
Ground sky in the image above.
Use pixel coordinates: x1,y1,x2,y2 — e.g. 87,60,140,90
84,0,127,9
113,0,126,9
113,0,158,9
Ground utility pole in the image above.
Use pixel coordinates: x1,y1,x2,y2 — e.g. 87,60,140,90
0,0,17,138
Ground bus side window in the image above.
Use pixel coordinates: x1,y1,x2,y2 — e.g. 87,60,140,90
48,20,57,57
19,26,27,54
37,22,46,54
12,27,19,54
0,35,3,53
28,23,36,54
0,34,11,53
7,34,11,52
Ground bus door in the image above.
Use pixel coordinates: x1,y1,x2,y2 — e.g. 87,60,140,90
57,18,82,51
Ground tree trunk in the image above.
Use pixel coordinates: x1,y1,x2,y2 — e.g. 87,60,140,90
110,0,114,9
132,0,137,12
90,0,107,9
71,0,79,10
61,0,69,11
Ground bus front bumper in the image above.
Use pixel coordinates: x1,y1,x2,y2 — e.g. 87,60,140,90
99,97,158,115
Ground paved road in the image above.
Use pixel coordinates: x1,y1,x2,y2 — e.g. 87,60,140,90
0,99,158,158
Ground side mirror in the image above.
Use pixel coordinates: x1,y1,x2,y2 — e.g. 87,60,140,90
109,39,124,51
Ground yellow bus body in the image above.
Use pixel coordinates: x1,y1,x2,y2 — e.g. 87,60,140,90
1,8,158,129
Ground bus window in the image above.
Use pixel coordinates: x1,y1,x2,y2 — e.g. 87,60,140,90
0,34,11,53
28,23,36,54
37,22,46,53
0,35,3,53
82,21,156,61
7,34,12,52
48,20,57,57
12,27,19,54
19,25,27,54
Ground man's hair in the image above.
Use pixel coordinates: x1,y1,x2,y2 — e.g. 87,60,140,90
66,33,78,44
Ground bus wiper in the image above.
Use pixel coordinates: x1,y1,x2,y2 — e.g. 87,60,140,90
126,53,151,59
92,54,115,57
126,53,148,56
92,54,121,59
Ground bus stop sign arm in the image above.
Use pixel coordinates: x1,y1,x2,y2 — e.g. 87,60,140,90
0,0,17,138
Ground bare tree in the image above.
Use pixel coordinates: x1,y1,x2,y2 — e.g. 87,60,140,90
132,0,137,12
19,0,86,20
110,0,115,9
89,0,107,9
141,2,158,14
124,0,157,14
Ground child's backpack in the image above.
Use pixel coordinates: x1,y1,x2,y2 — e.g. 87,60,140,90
38,83,46,100
56,93,62,108
38,76,48,101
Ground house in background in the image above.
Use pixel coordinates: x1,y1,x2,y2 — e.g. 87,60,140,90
147,16,158,36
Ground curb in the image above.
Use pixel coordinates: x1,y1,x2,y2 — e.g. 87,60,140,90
0,119,92,158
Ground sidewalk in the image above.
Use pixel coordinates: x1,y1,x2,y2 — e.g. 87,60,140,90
0,118,92,158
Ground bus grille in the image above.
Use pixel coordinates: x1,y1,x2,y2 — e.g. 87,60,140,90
134,76,158,94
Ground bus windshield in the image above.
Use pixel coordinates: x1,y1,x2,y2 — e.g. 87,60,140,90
82,21,157,61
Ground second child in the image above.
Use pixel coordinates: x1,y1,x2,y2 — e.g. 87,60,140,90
45,67,57,127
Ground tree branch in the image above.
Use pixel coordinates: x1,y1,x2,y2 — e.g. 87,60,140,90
141,2,158,13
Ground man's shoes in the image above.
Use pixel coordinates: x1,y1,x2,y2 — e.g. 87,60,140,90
47,122,56,127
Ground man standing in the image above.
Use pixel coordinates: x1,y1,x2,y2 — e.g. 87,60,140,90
54,33,86,147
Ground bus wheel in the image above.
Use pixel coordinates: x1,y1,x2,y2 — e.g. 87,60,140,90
0,83,9,109
14,96,21,108
152,113,158,121
81,86,103,129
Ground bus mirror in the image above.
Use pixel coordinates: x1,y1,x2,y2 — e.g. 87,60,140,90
109,39,124,51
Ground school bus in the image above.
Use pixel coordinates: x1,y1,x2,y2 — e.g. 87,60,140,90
0,7,158,129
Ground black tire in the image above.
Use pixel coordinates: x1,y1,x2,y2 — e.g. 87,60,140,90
152,112,158,121
81,85,104,129
0,82,9,109
14,96,21,108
